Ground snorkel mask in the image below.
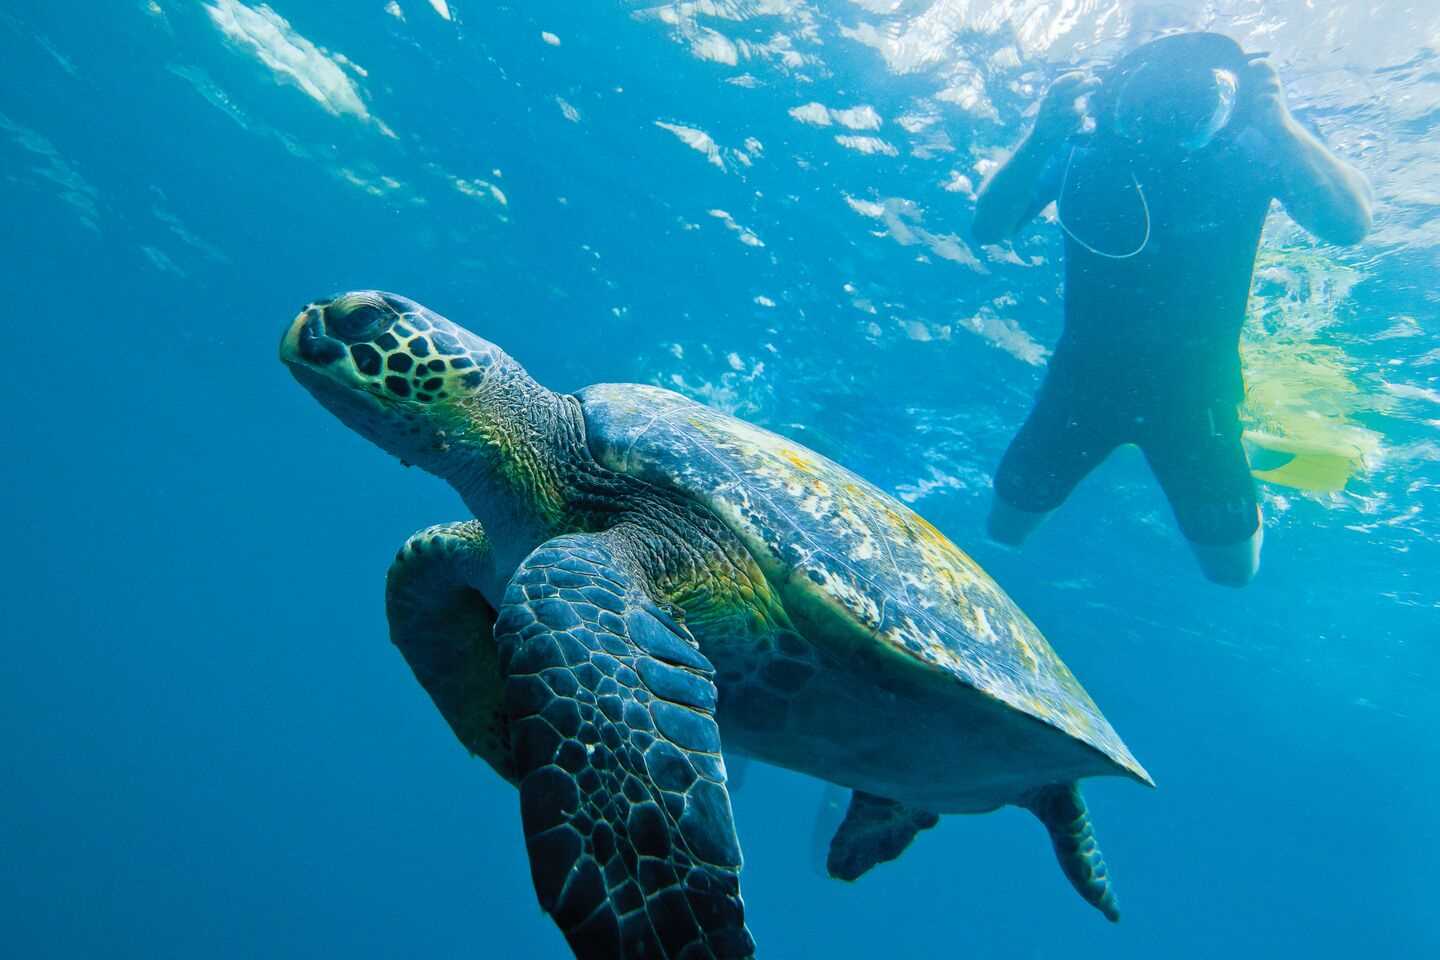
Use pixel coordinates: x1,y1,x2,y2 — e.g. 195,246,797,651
1096,32,1251,154
1113,63,1239,151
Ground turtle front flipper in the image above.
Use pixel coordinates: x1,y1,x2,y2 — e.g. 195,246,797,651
826,791,939,881
1021,783,1121,922
386,521,512,781
496,533,754,960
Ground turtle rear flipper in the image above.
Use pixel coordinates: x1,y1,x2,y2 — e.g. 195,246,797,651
1022,783,1121,922
497,533,755,960
826,791,939,881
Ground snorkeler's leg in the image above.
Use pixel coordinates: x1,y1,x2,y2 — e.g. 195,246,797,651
990,364,1112,546
1190,521,1263,588
987,497,1051,546
1143,402,1263,587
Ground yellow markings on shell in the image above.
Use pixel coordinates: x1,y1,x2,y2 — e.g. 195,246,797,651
684,406,1087,709
689,409,1001,638
778,446,817,473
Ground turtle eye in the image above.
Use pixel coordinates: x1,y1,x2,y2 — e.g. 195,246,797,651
325,299,390,343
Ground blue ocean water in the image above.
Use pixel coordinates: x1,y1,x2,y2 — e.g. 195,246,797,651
2,0,1436,956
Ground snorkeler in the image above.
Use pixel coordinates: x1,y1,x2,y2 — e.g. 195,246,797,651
971,32,1372,586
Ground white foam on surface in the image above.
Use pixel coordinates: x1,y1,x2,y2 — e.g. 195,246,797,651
203,1,391,135
834,135,897,156
655,121,726,169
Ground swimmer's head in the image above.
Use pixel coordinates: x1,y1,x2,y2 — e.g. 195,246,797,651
1105,32,1247,153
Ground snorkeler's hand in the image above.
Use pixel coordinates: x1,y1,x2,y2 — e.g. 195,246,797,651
1246,58,1293,135
1034,72,1101,143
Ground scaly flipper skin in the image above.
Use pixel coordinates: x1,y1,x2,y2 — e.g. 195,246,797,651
495,533,755,960
826,791,940,882
386,521,513,780
1021,783,1120,922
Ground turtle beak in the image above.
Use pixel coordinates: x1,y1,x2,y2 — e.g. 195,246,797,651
280,306,345,368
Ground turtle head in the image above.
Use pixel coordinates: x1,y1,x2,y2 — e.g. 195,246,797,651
280,291,537,480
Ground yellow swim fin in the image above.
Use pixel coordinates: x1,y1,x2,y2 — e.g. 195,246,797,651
1243,430,1368,493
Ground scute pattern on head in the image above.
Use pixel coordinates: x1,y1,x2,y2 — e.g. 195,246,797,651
577,383,1150,784
323,294,484,403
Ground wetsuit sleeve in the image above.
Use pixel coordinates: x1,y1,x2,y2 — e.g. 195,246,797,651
1014,149,1066,227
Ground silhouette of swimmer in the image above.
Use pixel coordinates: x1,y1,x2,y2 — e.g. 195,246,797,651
972,32,1372,586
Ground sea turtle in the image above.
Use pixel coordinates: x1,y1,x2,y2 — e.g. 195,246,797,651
280,291,1153,959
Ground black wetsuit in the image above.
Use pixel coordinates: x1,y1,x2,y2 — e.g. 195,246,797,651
994,127,1279,545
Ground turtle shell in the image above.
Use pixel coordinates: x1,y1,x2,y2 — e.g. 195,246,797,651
576,383,1150,784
